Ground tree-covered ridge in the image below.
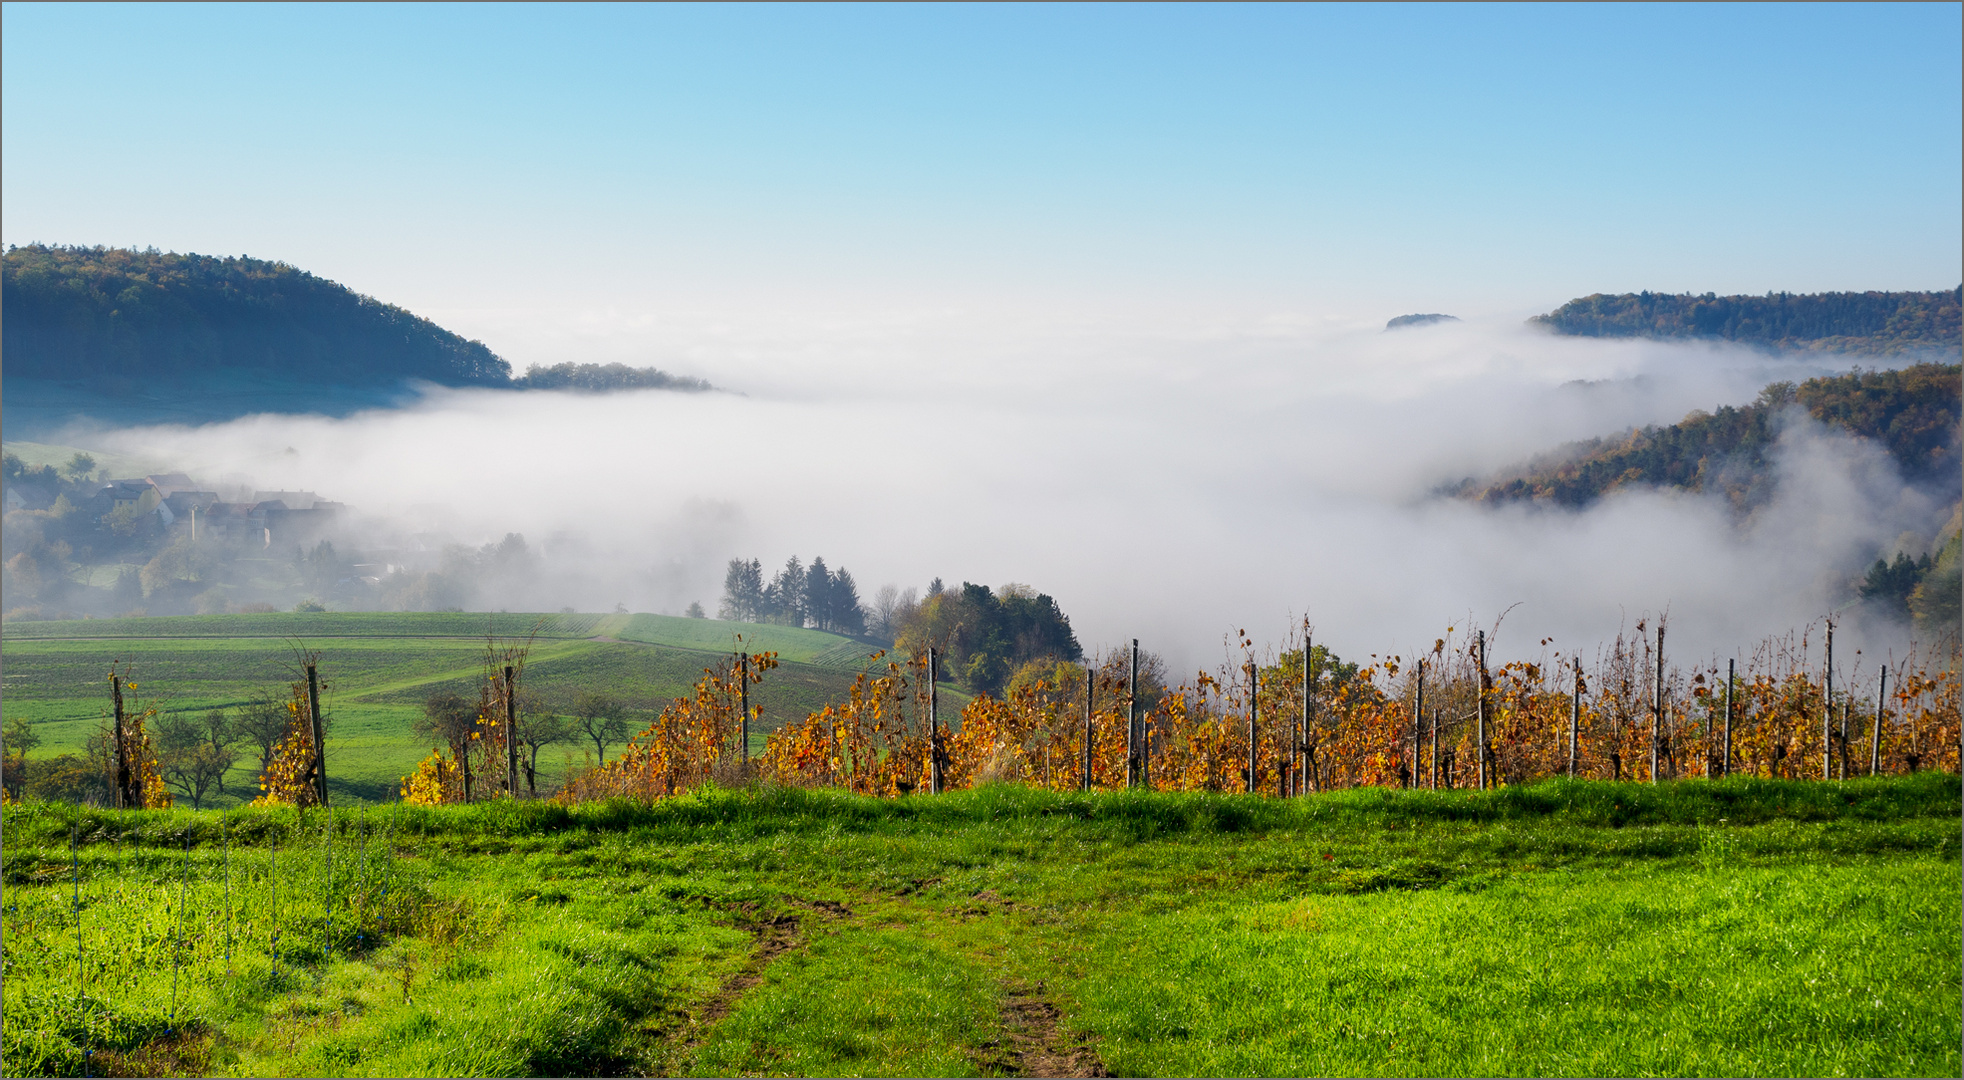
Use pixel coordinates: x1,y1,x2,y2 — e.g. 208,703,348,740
1462,363,1961,512
1532,287,1962,356
1,244,510,385
516,361,712,393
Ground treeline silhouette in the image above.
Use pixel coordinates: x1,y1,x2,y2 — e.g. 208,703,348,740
1532,286,1961,356
514,362,711,393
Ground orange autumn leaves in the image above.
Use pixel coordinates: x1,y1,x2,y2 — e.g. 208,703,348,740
558,626,1958,803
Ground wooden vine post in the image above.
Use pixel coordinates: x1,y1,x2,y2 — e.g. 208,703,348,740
1412,659,1425,788
1569,657,1581,778
1301,628,1314,795
1818,619,1834,778
1650,624,1664,785
1244,661,1257,794
1870,666,1887,777
1082,663,1093,792
111,673,133,809
1475,630,1488,791
1429,706,1440,789
1723,658,1735,777
739,651,750,773
307,660,329,807
1127,639,1140,789
504,664,518,798
1140,641,1153,786
928,648,943,795
1839,690,1851,782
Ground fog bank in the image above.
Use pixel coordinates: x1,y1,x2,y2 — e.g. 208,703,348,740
93,316,1950,671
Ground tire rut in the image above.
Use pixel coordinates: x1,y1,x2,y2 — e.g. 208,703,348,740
978,980,1109,1078
676,898,855,1052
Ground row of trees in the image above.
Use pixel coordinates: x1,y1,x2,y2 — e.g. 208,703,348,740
719,556,867,635
1,691,311,809
0,655,345,810
513,361,711,393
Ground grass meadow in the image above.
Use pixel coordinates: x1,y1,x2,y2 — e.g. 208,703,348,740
1,774,1956,1077
1,612,905,806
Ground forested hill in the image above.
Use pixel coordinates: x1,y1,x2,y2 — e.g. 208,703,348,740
1459,363,1962,512
0,245,718,434
2,245,511,384
1532,287,1961,356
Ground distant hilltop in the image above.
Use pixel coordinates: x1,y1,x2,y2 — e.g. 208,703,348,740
1531,286,1962,356
1385,313,1458,330
0,245,713,435
2,244,511,385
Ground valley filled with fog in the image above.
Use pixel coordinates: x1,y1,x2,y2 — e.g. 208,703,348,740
81,314,1952,671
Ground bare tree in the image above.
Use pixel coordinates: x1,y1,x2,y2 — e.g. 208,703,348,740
870,585,917,642
156,709,238,809
515,696,572,794
571,691,631,764
233,696,291,777
417,692,481,756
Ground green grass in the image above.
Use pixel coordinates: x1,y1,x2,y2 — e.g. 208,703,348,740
611,613,892,669
1078,861,1957,1077
0,611,611,641
1,775,1956,1077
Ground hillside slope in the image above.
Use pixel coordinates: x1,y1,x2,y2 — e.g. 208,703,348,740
2,244,510,384
1460,363,1961,512
0,245,714,435
1532,287,1961,356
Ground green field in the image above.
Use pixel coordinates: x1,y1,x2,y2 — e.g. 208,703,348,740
0,440,174,483
0,775,1956,1077
1,612,933,806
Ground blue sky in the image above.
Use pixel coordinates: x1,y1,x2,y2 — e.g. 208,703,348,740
4,2,1959,332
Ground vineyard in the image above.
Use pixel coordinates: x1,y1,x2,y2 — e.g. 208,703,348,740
545,617,1960,810
2,612,1959,1077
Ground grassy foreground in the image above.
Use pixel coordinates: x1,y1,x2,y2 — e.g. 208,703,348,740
2,774,1958,1077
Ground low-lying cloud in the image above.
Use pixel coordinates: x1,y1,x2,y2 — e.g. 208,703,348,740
92,315,1952,671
